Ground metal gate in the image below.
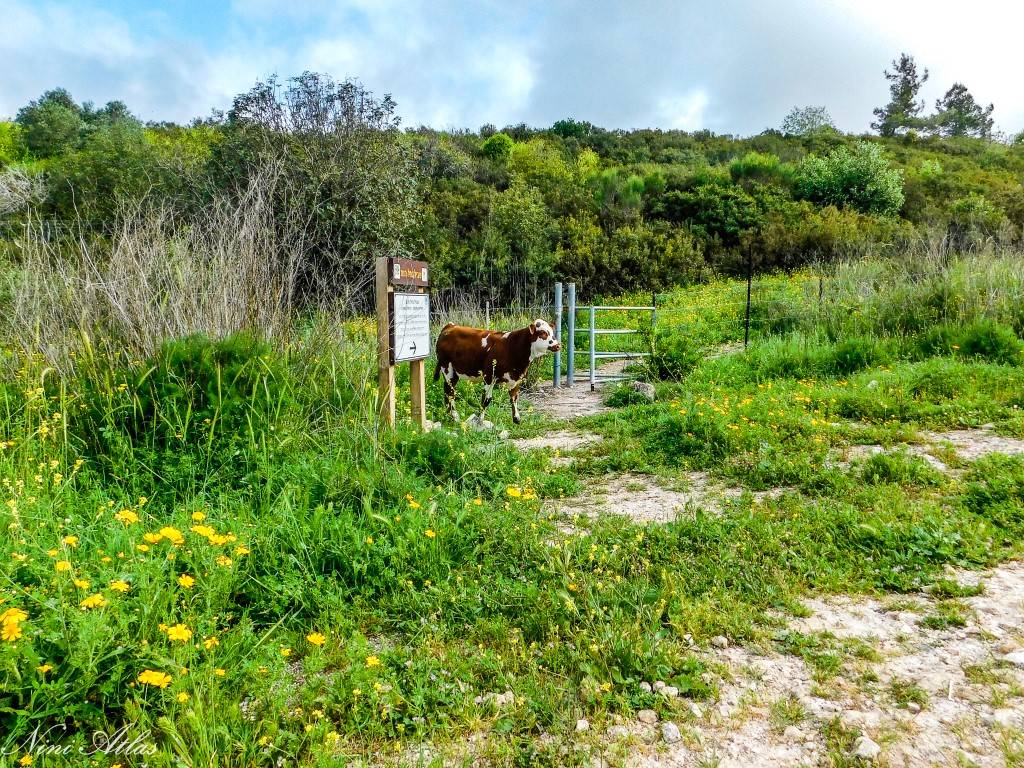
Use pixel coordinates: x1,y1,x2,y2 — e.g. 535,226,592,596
550,282,655,391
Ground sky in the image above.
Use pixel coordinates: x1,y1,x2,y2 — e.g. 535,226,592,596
4,0,1023,137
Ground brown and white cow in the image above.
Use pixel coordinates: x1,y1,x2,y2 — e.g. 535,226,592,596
433,319,560,424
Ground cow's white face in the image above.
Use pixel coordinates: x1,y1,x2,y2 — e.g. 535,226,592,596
529,319,560,360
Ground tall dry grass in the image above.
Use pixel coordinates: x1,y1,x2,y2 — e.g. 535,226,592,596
7,164,318,369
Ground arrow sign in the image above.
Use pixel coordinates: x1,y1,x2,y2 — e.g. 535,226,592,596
391,292,430,363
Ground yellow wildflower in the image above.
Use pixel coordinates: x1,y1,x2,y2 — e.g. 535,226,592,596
80,593,107,610
166,624,193,643
54,560,72,572
1,608,27,624
176,692,190,703
115,509,139,525
137,669,172,688
177,574,195,589
159,527,185,546
109,580,130,593
307,632,326,647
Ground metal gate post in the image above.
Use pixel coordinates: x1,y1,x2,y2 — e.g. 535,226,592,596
589,304,597,392
566,283,576,387
651,292,657,357
553,282,563,388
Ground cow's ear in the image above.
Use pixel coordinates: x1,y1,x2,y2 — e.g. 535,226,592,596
529,322,537,336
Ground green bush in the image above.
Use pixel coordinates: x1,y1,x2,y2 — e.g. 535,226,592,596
648,328,706,379
962,455,1024,530
72,333,294,486
605,382,655,407
828,337,888,375
958,320,1022,364
481,132,514,162
860,451,941,487
794,142,905,217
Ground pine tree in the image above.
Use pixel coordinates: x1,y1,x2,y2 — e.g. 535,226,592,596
932,83,994,138
871,54,928,137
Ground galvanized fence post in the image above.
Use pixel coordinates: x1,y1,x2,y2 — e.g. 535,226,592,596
553,282,563,388
567,283,577,387
589,304,597,391
744,247,753,349
651,292,657,358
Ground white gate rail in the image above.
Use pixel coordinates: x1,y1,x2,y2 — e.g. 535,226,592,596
552,283,655,391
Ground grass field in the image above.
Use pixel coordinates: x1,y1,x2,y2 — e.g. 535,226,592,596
3,252,1024,766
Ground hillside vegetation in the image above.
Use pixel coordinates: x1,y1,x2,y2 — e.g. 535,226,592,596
2,71,1023,308
3,245,1024,765
3,60,1024,766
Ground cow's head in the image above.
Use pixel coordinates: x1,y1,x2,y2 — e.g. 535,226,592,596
529,319,560,359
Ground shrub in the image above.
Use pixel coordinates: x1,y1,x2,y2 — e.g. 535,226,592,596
860,451,941,487
916,325,960,357
957,320,1022,364
481,132,514,162
648,328,706,379
729,151,793,186
605,383,655,407
948,193,1008,250
655,183,763,246
794,141,905,217
915,321,1021,365
828,337,887,375
72,333,294,486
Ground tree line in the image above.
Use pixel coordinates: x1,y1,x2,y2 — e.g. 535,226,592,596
1,57,1022,307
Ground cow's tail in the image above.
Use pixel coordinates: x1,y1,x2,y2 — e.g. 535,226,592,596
433,323,456,382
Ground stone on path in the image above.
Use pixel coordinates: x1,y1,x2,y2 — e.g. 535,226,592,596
661,722,682,744
853,735,881,760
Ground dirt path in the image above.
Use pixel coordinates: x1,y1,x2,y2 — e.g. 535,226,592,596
514,371,1024,766
622,562,1024,768
545,471,787,523
523,359,631,419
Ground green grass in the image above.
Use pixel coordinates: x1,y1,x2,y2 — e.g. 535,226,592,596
3,254,1024,765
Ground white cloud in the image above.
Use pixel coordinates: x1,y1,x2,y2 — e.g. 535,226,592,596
1,0,1021,135
827,0,1024,135
657,90,710,131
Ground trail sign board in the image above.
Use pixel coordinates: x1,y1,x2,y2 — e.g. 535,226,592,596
389,257,429,287
391,292,430,363
376,256,429,429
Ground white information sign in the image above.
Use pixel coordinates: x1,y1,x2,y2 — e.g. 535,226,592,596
392,292,430,363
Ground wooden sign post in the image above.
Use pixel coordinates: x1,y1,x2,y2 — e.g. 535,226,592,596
376,256,430,429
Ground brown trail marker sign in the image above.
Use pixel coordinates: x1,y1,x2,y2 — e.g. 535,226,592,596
376,257,430,429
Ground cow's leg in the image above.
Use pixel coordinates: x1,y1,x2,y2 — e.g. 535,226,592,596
479,379,495,419
509,382,523,424
440,363,460,421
